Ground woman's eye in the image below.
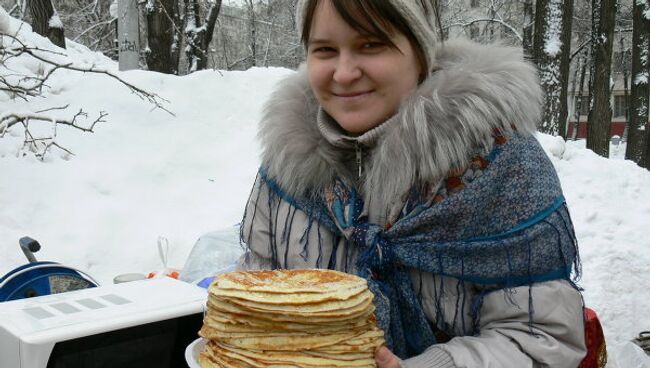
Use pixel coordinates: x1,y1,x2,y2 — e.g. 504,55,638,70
361,42,386,51
312,47,336,54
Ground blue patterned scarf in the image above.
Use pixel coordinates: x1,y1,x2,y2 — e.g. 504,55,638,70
246,133,581,359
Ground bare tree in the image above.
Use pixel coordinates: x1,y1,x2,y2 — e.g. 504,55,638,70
645,117,650,168
570,53,588,140
6,0,28,19
28,0,66,48
625,0,649,167
49,0,116,58
586,0,617,157
183,0,222,73
522,0,534,57
144,0,180,74
619,34,630,140
532,0,574,136
441,0,524,46
255,0,301,68
245,0,256,68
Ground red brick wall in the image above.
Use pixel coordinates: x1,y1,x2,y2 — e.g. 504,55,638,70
565,121,645,139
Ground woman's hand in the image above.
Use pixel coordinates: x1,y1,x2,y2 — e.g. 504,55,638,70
375,346,402,368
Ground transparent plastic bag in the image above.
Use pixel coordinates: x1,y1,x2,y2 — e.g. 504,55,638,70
179,225,243,284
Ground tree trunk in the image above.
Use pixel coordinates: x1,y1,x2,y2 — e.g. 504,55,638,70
573,54,588,140
171,1,181,73
644,124,650,168
199,0,222,70
28,0,66,49
182,0,221,73
570,55,580,138
247,0,257,68
145,0,177,74
557,0,574,139
586,0,616,157
183,0,201,73
625,0,649,166
522,0,534,58
620,35,630,142
532,0,574,136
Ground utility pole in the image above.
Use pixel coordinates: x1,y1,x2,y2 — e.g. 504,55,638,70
118,0,140,71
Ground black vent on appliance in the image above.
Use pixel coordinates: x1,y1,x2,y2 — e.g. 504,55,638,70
46,313,203,368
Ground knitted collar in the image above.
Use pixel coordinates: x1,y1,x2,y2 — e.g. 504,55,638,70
316,108,390,149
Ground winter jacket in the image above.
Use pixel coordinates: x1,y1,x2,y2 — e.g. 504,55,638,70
238,39,587,368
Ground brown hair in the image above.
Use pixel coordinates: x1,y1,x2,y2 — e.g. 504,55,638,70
300,0,428,73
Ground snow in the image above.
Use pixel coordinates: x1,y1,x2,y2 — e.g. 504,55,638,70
145,0,155,13
48,13,63,30
543,0,563,57
537,136,650,347
2,9,650,357
639,0,650,19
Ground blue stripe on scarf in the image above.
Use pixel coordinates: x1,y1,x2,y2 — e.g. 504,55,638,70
467,195,566,243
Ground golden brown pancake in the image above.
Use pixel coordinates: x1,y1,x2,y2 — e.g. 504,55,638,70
198,269,384,368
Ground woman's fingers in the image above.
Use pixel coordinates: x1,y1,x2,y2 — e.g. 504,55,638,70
375,346,402,368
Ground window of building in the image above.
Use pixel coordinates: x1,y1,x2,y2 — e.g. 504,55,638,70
613,95,629,118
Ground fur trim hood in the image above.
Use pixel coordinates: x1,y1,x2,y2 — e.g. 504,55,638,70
258,39,543,209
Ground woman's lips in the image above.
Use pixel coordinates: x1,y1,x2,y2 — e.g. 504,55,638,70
333,90,373,101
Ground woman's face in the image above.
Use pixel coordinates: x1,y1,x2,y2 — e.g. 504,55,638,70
306,0,422,135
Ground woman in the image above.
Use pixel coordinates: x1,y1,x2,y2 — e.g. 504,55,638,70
238,0,587,367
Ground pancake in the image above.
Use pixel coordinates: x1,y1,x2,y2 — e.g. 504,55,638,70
206,297,375,323
214,269,367,294
222,289,374,313
203,313,373,333
198,269,385,368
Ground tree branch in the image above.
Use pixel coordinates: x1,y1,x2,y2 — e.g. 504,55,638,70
1,32,174,115
445,18,523,41
1,109,108,160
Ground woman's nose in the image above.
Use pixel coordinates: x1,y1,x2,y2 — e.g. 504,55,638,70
333,53,362,85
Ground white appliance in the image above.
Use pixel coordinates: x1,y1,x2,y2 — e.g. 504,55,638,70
0,277,207,368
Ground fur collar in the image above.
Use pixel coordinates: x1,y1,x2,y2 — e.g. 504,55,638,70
258,39,542,209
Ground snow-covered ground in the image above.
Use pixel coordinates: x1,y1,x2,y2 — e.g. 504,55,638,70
1,8,650,359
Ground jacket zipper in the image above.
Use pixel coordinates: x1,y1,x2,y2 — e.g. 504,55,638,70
355,142,363,178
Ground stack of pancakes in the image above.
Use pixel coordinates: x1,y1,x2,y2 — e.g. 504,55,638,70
198,269,385,367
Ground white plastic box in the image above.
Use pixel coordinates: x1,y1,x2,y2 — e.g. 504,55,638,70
0,277,207,368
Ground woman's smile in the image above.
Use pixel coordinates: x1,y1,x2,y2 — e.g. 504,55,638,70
334,90,372,98
333,90,374,102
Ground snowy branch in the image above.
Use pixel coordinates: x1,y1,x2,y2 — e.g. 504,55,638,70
0,21,173,160
0,107,108,160
1,32,173,115
72,18,116,42
445,18,523,41
570,28,633,61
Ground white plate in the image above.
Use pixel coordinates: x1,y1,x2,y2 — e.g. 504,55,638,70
185,337,206,368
